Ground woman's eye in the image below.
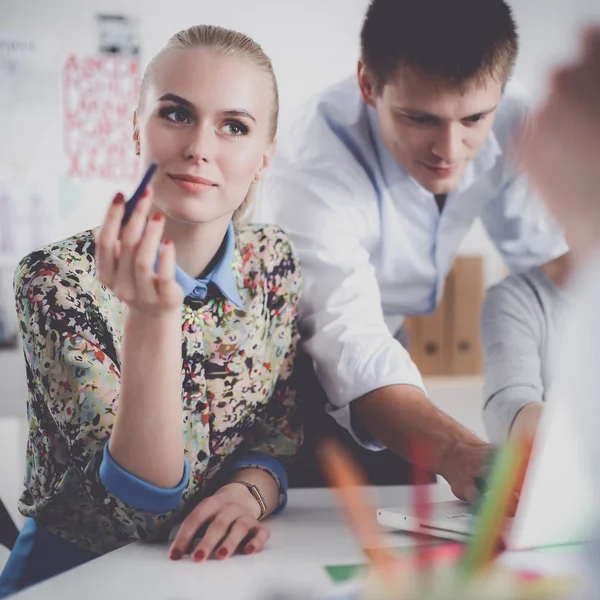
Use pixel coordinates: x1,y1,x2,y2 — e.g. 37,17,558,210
222,121,249,136
169,109,190,123
160,107,191,124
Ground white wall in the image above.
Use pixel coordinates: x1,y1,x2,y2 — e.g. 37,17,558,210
1,0,599,286
0,0,369,248
1,0,600,266
0,0,599,528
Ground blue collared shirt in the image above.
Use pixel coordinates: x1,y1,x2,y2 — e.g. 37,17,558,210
5,221,300,591
170,221,242,307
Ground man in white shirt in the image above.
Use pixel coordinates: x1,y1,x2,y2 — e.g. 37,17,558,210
260,0,569,500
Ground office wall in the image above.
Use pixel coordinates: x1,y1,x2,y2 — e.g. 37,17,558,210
1,0,599,282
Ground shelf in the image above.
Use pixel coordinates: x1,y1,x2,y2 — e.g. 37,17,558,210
424,374,484,387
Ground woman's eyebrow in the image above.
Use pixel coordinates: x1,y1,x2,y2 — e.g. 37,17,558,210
158,93,194,108
222,109,257,124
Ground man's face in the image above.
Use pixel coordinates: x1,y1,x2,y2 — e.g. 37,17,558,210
360,64,504,194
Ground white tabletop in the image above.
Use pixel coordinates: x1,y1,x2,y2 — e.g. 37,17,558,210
13,484,588,600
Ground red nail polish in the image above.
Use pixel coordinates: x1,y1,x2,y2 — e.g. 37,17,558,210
217,548,228,559
163,238,172,245
244,545,255,555
193,550,205,562
112,193,125,205
170,548,182,561
152,212,162,222
142,188,150,199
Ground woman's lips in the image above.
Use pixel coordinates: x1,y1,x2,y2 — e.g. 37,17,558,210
168,174,217,193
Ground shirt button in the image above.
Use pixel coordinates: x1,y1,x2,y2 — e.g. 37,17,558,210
193,284,207,299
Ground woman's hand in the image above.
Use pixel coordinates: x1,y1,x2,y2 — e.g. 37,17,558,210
95,190,183,317
169,483,270,562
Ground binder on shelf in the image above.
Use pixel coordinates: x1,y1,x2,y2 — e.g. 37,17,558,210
403,285,449,377
446,256,484,375
404,255,484,376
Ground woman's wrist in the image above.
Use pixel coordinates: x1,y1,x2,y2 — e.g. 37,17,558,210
215,482,263,520
225,467,281,519
125,305,181,328
122,306,182,352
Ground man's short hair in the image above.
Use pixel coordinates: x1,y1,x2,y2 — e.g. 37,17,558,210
360,0,519,93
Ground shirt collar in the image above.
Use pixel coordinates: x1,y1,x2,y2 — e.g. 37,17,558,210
366,103,503,193
173,221,243,307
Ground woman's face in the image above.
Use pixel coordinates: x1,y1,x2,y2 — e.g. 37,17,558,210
134,49,275,224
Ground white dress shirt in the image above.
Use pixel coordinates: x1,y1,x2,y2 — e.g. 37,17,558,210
257,75,567,446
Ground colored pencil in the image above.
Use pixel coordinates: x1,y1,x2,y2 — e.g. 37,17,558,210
461,439,530,577
318,439,396,578
410,438,433,586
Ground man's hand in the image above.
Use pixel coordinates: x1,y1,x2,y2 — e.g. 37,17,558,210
353,384,491,503
168,483,269,562
438,441,494,503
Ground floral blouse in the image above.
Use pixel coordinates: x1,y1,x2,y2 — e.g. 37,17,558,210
13,223,302,554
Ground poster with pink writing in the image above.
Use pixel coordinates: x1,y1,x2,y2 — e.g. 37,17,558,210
63,54,141,182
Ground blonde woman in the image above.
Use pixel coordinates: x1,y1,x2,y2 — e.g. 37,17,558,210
0,25,302,596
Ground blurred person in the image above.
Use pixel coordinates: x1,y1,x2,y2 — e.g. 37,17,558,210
520,25,600,472
519,25,600,599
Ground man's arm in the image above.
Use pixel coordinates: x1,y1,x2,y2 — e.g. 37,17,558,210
353,385,487,501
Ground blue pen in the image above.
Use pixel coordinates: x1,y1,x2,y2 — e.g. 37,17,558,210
121,162,158,227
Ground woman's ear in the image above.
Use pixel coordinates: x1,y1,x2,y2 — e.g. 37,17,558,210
133,110,141,156
253,139,277,182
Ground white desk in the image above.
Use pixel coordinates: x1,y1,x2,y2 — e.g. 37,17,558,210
12,484,588,600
